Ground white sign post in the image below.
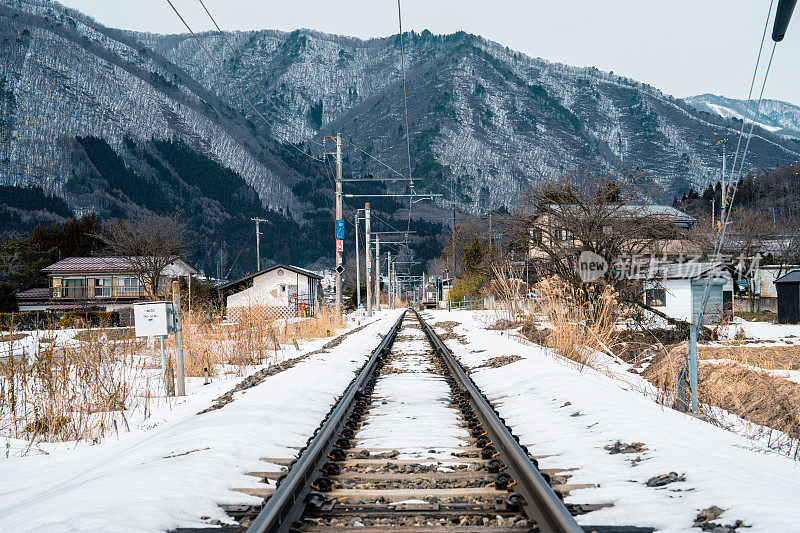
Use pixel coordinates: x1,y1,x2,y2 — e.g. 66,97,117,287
133,301,175,395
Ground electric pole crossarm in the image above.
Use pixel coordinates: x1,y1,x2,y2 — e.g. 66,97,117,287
343,194,442,198
339,177,414,182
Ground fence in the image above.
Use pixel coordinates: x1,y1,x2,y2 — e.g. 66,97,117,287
449,299,484,310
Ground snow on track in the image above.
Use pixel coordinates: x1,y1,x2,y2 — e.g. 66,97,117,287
355,317,470,457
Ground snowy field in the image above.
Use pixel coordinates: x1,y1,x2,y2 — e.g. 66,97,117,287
423,309,800,533
0,310,403,532
2,308,798,532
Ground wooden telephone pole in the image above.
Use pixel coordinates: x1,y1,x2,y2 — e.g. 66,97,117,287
252,217,267,271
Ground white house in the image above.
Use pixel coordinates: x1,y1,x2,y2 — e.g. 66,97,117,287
636,263,733,325
217,264,322,319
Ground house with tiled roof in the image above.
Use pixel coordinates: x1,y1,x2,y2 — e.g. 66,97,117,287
17,257,197,313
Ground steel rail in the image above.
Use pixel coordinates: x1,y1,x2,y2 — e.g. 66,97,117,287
247,311,406,533
413,309,583,533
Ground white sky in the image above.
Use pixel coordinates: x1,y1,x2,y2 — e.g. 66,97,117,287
58,0,800,105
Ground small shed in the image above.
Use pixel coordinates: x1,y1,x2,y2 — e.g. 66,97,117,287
217,264,322,319
774,270,800,324
637,263,732,325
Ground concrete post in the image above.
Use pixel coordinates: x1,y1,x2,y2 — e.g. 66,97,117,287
172,280,185,396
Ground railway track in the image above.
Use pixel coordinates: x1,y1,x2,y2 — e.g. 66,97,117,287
179,310,653,533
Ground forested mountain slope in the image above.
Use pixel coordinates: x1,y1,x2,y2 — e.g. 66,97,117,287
2,0,799,273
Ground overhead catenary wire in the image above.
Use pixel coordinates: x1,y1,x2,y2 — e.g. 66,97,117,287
685,0,783,413
165,0,323,162
395,0,415,247
726,0,775,188
339,137,407,179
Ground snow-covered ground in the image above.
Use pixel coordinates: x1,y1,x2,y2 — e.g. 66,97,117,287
717,317,800,343
424,309,800,533
0,310,403,532
3,308,798,532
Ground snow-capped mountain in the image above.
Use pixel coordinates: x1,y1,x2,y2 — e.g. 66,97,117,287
2,0,800,251
142,28,800,207
685,94,800,140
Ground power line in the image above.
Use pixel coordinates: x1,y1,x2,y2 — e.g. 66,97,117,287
727,0,775,185
396,0,413,187
195,0,421,210
195,0,324,149
396,0,415,248
340,137,407,179
164,0,323,162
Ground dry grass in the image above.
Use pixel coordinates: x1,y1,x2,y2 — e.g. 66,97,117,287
0,323,147,445
523,276,621,369
1,304,344,446
643,345,800,458
697,345,800,371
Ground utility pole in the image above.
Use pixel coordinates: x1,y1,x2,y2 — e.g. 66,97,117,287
711,200,715,229
488,213,493,251
451,175,456,277
355,210,361,309
365,203,372,317
172,280,185,396
335,133,343,315
387,251,392,308
252,217,266,271
374,234,381,311
324,134,344,315
717,138,728,228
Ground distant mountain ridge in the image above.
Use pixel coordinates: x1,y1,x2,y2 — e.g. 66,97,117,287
2,0,800,272
139,26,800,206
685,94,800,140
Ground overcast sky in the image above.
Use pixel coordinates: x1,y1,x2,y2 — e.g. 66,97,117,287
59,0,800,105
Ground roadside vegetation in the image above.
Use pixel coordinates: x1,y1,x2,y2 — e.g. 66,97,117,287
0,305,344,448
437,166,800,459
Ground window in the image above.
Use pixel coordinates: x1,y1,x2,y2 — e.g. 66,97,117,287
62,278,86,298
94,277,112,297
646,288,666,307
555,228,573,242
117,277,140,295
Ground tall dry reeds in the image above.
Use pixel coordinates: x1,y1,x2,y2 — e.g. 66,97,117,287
0,322,147,445
180,304,343,378
1,304,344,447
526,276,620,369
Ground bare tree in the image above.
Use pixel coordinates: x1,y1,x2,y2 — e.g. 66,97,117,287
102,213,189,298
500,169,698,323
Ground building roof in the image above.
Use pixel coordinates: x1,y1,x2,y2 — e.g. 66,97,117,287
15,288,49,301
41,256,198,275
775,270,800,284
546,204,697,224
217,263,322,291
631,262,730,281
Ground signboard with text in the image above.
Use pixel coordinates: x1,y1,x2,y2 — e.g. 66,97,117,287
334,219,345,239
336,239,344,252
133,301,174,337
